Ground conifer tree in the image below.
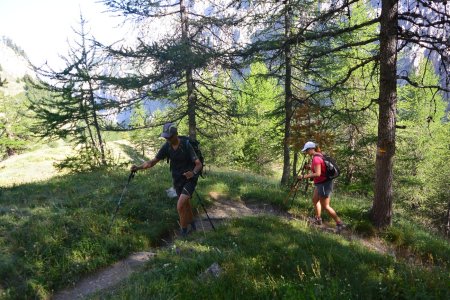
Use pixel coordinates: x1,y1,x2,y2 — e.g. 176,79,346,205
235,0,317,185
0,93,31,157
243,0,450,227
233,61,283,173
29,15,110,167
128,102,158,156
396,57,450,233
99,0,245,139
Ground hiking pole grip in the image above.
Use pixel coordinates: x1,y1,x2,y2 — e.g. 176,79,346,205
128,170,136,183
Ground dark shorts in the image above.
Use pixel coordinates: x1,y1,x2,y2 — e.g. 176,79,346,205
315,180,333,197
173,176,198,197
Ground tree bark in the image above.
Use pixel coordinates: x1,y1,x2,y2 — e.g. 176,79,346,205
180,0,197,140
79,98,97,159
292,151,298,178
346,124,356,184
371,0,398,228
88,83,107,165
446,199,450,236
281,1,292,186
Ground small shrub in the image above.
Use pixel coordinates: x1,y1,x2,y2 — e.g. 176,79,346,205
353,220,377,237
384,226,406,247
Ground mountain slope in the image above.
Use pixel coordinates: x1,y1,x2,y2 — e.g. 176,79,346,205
0,36,33,96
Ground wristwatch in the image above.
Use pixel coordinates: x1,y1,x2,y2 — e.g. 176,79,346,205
192,170,198,176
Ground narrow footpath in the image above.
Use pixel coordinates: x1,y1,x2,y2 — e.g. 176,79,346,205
52,192,394,299
52,192,287,299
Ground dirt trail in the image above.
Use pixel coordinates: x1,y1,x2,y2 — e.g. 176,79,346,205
52,192,393,299
52,192,281,299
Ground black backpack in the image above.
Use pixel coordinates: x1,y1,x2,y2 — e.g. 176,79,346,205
314,154,340,180
179,136,205,176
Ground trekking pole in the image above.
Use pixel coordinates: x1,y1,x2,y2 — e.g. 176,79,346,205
288,181,301,207
283,155,307,206
288,159,310,207
194,190,215,231
283,178,300,206
109,170,136,232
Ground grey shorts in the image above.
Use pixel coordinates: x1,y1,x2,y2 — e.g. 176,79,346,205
315,180,333,197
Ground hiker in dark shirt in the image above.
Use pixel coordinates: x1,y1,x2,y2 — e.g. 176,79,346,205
131,122,203,236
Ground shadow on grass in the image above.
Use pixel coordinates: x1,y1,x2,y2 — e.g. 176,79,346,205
197,170,369,221
97,216,449,299
0,165,177,299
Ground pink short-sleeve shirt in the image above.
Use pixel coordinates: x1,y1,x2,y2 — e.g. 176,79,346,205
311,155,327,184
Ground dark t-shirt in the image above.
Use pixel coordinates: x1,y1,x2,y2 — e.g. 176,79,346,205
156,138,198,178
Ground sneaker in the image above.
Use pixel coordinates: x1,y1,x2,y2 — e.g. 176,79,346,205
313,217,322,225
336,222,346,232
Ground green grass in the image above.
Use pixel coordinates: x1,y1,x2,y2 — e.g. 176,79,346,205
199,168,282,203
0,166,180,299
92,216,449,300
0,144,73,186
0,147,449,299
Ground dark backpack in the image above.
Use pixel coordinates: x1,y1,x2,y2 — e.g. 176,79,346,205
315,154,340,180
179,136,205,176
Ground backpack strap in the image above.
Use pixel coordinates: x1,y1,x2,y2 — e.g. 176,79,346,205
164,141,170,164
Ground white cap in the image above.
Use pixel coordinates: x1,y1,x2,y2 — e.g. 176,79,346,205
301,141,316,152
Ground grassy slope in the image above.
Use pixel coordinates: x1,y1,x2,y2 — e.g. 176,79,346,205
0,141,174,299
93,217,449,300
91,171,449,299
0,144,449,299
0,142,73,187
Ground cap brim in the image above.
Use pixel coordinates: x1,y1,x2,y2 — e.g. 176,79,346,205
160,132,172,138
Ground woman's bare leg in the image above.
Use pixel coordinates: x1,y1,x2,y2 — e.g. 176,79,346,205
320,197,341,224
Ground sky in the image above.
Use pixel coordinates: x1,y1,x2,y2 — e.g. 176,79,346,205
0,0,129,67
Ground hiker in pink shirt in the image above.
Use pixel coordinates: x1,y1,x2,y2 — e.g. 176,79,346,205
298,141,345,231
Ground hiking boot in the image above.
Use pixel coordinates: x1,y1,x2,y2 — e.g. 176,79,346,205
313,217,322,225
190,221,197,232
180,227,188,237
336,222,346,232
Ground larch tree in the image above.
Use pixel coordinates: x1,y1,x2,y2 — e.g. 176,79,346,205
28,15,110,167
247,0,450,227
234,0,318,185
99,0,248,139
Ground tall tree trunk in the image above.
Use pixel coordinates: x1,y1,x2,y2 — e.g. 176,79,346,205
292,150,298,178
180,0,197,140
346,124,356,184
281,1,292,185
80,98,97,161
371,0,398,228
88,83,106,165
445,199,450,236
